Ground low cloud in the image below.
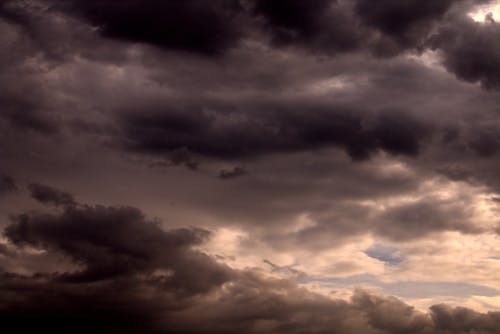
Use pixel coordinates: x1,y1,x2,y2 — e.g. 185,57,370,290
28,183,76,207
1,191,499,333
0,173,16,194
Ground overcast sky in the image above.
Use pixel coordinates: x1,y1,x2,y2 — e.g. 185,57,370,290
1,0,500,333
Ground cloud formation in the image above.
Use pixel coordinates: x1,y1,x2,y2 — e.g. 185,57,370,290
57,0,243,56
1,1,499,332
120,103,432,161
5,202,231,289
0,173,16,195
28,183,76,207
2,192,500,333
431,14,500,89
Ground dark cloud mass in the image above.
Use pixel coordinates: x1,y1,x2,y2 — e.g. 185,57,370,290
0,173,16,194
354,0,456,50
5,203,231,289
254,0,362,53
58,0,243,55
121,104,432,161
431,15,500,90
1,194,500,333
1,0,500,332
28,183,76,207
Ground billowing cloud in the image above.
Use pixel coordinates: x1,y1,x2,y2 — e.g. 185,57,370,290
431,14,500,90
1,1,499,332
2,193,500,333
354,0,456,52
254,0,362,53
5,201,232,289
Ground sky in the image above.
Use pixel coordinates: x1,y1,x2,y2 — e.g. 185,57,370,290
0,0,500,333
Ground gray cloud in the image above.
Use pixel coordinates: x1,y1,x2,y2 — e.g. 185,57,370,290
374,196,484,240
1,1,500,331
431,303,500,333
55,0,244,56
28,183,76,207
0,173,16,195
1,193,499,333
431,15,500,90
254,0,363,54
354,0,457,54
119,101,433,161
5,202,232,289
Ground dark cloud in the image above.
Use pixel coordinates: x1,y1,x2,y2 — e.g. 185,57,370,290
0,195,235,333
354,0,457,52
0,0,31,25
5,203,231,289
254,0,362,53
0,10,62,135
190,282,500,333
0,60,59,134
1,190,499,333
431,303,500,333
351,289,431,333
374,196,484,240
1,248,499,334
431,16,500,90
467,128,500,156
144,147,201,171
120,103,432,162
0,173,16,194
1,2,500,332
253,0,495,60
28,183,76,207
0,89,59,134
58,0,243,56
263,190,489,251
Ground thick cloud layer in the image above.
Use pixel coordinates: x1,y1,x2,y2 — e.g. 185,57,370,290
254,0,362,53
354,0,456,52
6,192,231,289
1,1,500,332
120,103,432,161
1,192,500,333
28,183,76,207
431,14,500,89
56,0,243,56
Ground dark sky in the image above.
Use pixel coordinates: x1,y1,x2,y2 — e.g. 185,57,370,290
1,0,500,333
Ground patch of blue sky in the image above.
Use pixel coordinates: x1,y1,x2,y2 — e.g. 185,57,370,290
364,244,404,266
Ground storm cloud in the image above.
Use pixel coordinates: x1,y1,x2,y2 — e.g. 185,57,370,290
5,200,232,289
28,183,76,207
120,103,433,161
0,173,16,195
2,192,500,333
431,14,500,90
1,0,500,332
56,0,243,56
